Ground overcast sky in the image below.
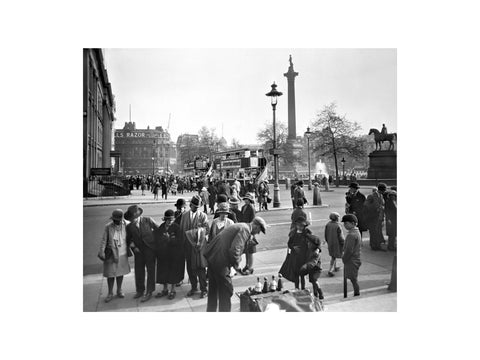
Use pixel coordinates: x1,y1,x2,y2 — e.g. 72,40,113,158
104,48,396,145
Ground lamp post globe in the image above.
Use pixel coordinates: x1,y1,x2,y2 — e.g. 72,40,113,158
266,82,283,208
304,127,313,190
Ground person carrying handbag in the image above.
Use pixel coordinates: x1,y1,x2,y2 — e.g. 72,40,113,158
98,209,132,303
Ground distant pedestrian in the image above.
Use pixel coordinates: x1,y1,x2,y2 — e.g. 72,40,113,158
293,180,307,207
98,209,131,303
364,185,386,251
203,217,267,312
324,212,345,277
199,187,209,213
257,181,270,211
141,178,146,196
313,181,322,205
153,181,160,200
154,210,184,300
125,205,159,302
384,189,397,251
240,193,256,275
208,181,217,214
341,214,362,296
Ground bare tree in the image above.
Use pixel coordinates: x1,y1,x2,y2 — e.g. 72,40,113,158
311,102,366,186
256,120,305,173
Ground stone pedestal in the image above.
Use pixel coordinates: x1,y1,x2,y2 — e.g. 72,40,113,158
367,151,397,179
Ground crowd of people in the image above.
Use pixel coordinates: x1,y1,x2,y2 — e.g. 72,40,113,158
98,175,396,311
98,187,268,311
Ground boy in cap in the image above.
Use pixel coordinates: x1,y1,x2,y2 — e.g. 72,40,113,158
341,214,362,296
299,233,324,299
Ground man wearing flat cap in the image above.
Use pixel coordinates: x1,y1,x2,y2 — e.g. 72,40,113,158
203,217,267,312
125,204,160,302
179,194,210,298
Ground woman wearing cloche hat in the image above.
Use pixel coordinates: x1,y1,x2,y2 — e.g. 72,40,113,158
209,202,234,239
98,209,131,303
154,210,184,300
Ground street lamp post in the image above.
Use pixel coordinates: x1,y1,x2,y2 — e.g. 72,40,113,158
266,82,283,208
341,157,346,184
152,157,155,175
304,127,313,190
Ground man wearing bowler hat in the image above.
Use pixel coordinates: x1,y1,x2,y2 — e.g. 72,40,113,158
204,216,267,311
179,194,210,298
125,204,160,302
345,182,367,237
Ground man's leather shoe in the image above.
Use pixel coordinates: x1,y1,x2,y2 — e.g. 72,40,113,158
200,291,208,298
133,292,144,299
141,293,152,302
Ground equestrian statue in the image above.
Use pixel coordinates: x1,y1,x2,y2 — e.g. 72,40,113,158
368,124,396,151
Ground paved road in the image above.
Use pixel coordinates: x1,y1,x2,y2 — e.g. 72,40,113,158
84,187,348,275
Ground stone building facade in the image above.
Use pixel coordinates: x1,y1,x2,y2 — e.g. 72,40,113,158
114,122,176,175
83,49,116,194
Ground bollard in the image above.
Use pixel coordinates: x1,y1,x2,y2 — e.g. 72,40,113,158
388,255,397,292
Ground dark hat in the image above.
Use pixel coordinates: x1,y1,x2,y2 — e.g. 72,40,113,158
110,209,124,221
377,183,387,191
294,216,310,226
163,209,175,221
391,186,397,191
296,198,304,207
175,198,186,208
243,193,255,203
252,216,267,234
124,205,143,221
216,194,228,204
190,194,202,207
228,197,240,205
341,214,358,224
217,202,230,214
349,182,360,189
297,180,304,186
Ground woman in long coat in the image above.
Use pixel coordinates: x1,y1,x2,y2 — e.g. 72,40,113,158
154,210,184,300
287,216,310,290
98,209,131,303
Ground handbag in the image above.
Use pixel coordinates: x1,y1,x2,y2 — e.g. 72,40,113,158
267,196,272,204
279,250,297,282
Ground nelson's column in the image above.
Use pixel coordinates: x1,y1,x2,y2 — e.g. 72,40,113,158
284,55,304,174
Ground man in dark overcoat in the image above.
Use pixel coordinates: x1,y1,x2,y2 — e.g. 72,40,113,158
203,217,267,312
179,194,209,298
125,204,159,302
345,182,367,236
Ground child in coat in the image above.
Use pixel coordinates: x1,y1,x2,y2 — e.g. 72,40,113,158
324,212,345,277
299,233,324,299
341,214,362,296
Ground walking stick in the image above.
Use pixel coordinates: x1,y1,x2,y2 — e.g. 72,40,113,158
343,268,347,298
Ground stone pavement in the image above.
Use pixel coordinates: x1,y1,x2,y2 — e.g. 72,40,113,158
84,246,396,312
